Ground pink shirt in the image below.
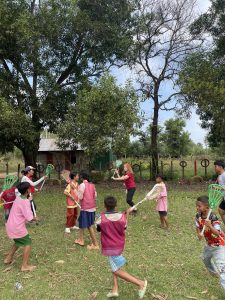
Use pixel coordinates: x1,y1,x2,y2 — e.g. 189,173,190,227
5,196,33,239
77,180,97,211
99,212,127,256
124,172,136,189
156,183,168,212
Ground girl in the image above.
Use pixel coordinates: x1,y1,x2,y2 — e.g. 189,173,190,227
21,166,46,219
64,172,79,233
111,163,137,211
155,174,168,229
74,172,99,250
96,196,147,299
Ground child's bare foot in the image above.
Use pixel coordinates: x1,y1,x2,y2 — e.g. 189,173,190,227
74,239,84,246
4,257,13,264
21,265,36,272
87,244,99,250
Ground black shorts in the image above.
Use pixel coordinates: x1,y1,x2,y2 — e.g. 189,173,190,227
158,211,167,217
219,199,225,210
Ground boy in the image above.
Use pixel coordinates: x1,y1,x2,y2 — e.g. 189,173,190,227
64,172,79,233
195,195,225,291
4,182,36,272
214,160,225,224
0,185,16,221
96,196,147,298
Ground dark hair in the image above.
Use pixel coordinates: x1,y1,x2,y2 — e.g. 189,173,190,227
104,196,117,210
80,171,89,182
17,182,30,195
214,160,225,169
196,195,209,205
156,174,164,180
69,172,79,180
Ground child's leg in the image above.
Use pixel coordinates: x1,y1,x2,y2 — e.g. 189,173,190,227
211,246,225,291
112,273,119,293
87,226,98,247
114,269,145,289
21,245,36,272
4,244,18,264
66,208,75,229
202,245,218,275
74,229,85,245
159,214,165,227
163,216,169,228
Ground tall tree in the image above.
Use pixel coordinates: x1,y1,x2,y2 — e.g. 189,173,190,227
57,75,140,161
129,0,200,177
0,0,134,166
178,0,225,153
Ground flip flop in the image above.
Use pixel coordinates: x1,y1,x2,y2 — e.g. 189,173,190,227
74,239,85,246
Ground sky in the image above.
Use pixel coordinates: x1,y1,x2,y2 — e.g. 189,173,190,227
112,0,211,145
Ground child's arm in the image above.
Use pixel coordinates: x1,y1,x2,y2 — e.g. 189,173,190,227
111,174,129,181
205,220,220,236
196,227,203,240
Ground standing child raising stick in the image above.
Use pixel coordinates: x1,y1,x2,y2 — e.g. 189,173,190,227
74,172,99,250
64,172,80,233
96,196,147,299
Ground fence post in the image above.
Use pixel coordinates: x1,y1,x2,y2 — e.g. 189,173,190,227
6,162,8,175
17,164,20,178
170,160,173,179
160,161,163,175
194,160,197,176
149,161,152,180
140,162,142,180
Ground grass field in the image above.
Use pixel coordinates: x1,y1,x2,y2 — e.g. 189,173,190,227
0,182,224,300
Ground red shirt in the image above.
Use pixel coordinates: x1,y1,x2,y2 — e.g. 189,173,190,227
28,176,35,194
1,187,16,209
196,212,225,247
124,172,136,189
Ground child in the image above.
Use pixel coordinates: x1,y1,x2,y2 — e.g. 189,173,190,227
214,160,225,224
64,172,79,233
144,174,168,229
4,182,36,272
111,163,137,212
74,172,99,250
96,196,147,299
0,186,17,221
195,196,225,291
21,166,47,218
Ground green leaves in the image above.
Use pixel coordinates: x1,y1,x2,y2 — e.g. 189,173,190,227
57,74,141,159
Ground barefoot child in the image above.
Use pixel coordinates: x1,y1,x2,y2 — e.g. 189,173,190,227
96,196,147,299
4,182,37,272
64,172,79,233
74,172,99,250
195,196,225,291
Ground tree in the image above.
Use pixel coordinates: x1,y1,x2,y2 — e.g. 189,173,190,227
57,75,140,161
178,0,225,153
0,0,134,166
160,118,192,157
128,0,201,177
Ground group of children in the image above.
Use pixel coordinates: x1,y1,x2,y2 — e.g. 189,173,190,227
2,160,225,298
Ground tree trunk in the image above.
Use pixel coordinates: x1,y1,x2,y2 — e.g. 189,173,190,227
151,89,159,179
18,135,40,169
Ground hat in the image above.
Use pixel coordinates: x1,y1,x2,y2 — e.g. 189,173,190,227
24,166,36,172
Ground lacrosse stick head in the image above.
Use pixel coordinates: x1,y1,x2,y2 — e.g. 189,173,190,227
115,160,123,169
45,164,54,176
60,169,71,183
3,175,18,191
208,184,225,209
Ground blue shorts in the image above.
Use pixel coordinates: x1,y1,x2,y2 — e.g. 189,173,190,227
78,211,95,229
108,255,126,272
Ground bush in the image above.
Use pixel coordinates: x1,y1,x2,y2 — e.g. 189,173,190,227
90,171,105,183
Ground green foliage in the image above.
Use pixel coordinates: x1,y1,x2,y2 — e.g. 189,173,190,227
0,0,134,163
160,118,192,157
57,75,141,160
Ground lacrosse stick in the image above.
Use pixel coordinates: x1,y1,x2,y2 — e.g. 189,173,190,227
132,184,163,209
111,160,123,178
60,169,71,183
201,184,225,236
39,164,54,191
3,175,18,191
